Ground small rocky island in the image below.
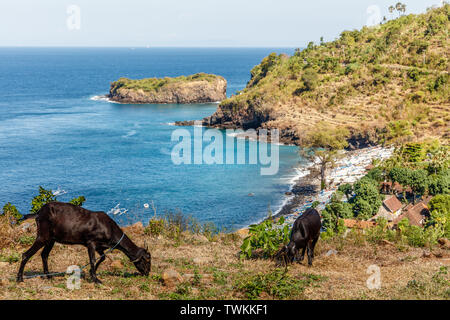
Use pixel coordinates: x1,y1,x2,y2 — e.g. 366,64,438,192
108,73,227,104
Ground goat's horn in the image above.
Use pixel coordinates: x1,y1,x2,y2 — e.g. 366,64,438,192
144,240,148,251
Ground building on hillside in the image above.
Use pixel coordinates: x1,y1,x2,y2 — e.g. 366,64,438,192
393,201,430,227
371,195,403,221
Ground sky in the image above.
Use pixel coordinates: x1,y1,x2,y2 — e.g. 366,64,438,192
0,0,445,47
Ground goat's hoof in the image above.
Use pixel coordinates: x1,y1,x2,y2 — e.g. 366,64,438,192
45,275,53,280
92,278,102,284
16,277,23,283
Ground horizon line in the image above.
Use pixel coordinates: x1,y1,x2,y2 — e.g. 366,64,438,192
0,45,300,49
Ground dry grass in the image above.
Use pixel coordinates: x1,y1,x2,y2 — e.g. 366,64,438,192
0,218,449,300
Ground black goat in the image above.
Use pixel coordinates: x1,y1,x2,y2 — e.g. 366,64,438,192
275,208,321,267
17,202,151,283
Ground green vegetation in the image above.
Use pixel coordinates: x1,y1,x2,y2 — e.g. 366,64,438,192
321,140,449,247
1,187,86,224
240,216,290,259
111,73,222,93
1,203,21,221
69,196,86,207
236,269,325,299
215,4,449,144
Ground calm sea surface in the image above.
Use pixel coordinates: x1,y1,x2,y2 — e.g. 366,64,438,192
0,47,302,230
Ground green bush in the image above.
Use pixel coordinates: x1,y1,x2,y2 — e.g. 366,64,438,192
30,186,56,213
69,196,86,207
237,269,324,299
2,203,22,221
144,218,165,237
240,217,290,259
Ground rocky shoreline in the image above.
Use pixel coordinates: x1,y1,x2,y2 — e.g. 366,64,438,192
269,146,394,226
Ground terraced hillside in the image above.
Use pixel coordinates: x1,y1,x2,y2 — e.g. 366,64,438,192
201,5,449,146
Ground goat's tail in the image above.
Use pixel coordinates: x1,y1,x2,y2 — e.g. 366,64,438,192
18,213,38,222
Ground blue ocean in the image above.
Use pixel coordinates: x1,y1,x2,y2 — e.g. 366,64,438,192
0,47,301,230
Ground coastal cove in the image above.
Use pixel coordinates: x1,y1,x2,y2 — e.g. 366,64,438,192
0,47,301,231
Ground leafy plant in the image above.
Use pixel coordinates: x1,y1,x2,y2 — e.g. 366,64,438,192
30,186,56,213
240,216,290,259
237,269,325,299
2,203,22,221
69,196,86,207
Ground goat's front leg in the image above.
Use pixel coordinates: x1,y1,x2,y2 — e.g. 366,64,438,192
87,243,102,284
296,247,306,264
94,249,106,273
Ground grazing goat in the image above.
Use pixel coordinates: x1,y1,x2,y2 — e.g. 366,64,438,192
275,208,321,267
17,202,151,283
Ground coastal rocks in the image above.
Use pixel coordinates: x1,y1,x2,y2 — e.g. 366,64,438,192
162,269,184,287
108,73,227,104
291,184,318,196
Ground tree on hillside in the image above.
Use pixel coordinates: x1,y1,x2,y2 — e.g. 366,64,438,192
408,169,429,204
352,178,383,220
338,183,353,200
389,166,411,199
428,146,449,175
395,2,407,16
301,123,350,190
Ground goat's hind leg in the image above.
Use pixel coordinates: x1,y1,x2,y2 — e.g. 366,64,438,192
16,238,45,282
41,240,55,279
87,243,102,284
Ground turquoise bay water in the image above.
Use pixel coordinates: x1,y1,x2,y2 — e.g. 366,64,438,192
0,48,301,230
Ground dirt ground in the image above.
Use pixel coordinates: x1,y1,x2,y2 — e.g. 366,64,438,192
0,223,449,300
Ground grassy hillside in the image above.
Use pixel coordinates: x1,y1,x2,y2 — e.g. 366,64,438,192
0,219,449,300
212,5,449,145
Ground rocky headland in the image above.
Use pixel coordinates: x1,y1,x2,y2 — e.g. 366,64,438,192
108,73,227,104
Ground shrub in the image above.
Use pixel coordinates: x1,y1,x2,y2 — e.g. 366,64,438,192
144,218,165,237
352,178,382,218
398,218,443,247
69,196,86,207
240,216,290,259
236,269,324,300
428,172,449,195
30,186,56,213
301,68,319,91
407,68,420,82
2,203,22,221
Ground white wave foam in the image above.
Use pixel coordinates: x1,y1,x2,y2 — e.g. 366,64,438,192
52,187,67,197
122,130,137,138
90,95,121,104
107,203,128,216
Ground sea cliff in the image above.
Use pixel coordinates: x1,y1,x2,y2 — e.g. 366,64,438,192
108,73,227,104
